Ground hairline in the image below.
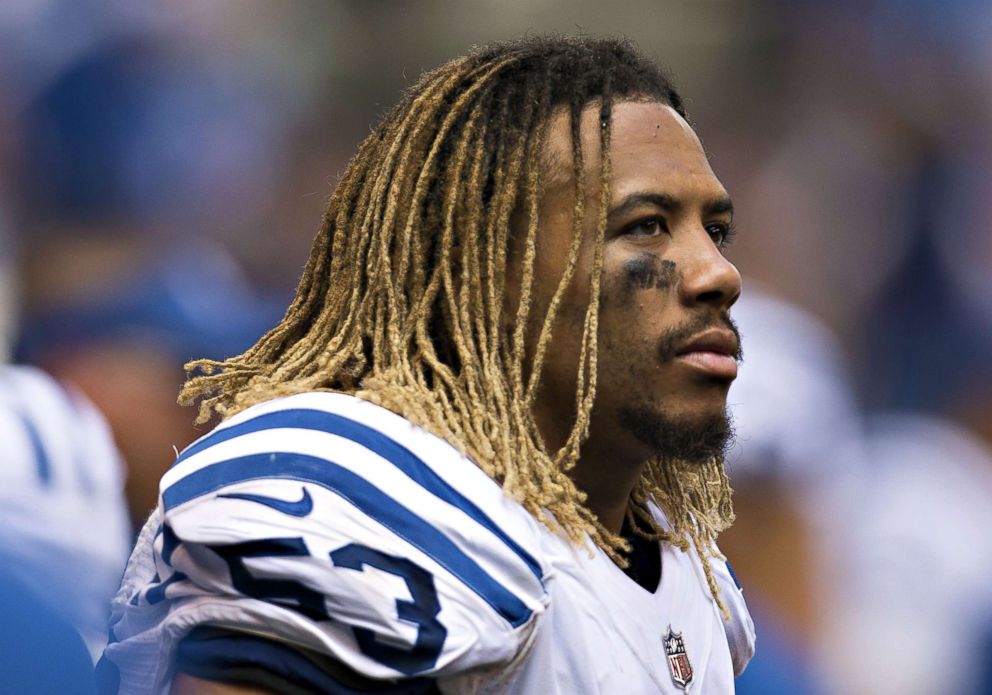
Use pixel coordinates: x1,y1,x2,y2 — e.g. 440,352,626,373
538,94,683,193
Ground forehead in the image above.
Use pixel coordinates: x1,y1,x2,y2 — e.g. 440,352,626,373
542,101,726,202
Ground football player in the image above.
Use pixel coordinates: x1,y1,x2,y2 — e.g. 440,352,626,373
101,36,754,693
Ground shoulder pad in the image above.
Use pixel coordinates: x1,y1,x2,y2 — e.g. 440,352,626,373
147,393,548,680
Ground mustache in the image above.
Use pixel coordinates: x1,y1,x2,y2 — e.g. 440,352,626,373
657,313,743,363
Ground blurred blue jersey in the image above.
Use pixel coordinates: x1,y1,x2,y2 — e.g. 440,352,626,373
0,365,131,655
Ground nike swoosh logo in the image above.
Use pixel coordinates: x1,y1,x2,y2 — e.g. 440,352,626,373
219,487,314,517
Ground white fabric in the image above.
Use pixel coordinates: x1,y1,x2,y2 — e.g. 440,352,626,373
0,365,131,654
104,392,753,693
510,506,754,694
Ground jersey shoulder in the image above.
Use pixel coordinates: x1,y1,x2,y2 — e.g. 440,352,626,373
116,392,548,687
0,364,124,492
161,392,547,600
711,554,756,677
0,365,130,648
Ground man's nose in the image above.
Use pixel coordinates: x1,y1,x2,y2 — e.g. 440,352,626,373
676,231,741,312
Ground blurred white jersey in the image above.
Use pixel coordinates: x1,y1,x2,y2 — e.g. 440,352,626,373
0,365,131,653
103,392,753,693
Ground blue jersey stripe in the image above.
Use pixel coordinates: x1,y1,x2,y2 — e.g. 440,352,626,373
725,560,742,591
176,629,438,694
146,571,188,605
163,452,534,628
15,410,51,486
174,407,543,583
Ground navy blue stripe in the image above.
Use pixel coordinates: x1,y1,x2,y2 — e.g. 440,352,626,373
163,452,533,628
725,560,742,591
146,571,187,605
177,630,437,694
15,411,51,486
175,407,542,582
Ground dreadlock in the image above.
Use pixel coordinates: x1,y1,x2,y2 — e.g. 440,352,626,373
180,35,735,615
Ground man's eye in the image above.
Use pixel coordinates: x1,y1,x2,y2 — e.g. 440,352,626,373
706,222,736,248
624,218,666,237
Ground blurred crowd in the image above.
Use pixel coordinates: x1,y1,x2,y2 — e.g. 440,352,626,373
1,1,990,693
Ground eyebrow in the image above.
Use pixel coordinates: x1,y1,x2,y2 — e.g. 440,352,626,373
606,192,734,223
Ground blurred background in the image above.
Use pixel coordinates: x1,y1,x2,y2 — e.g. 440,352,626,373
0,1,990,693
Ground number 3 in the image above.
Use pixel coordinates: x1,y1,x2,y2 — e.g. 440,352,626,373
330,543,447,675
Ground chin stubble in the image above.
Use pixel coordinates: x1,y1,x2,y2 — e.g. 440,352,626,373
618,405,735,465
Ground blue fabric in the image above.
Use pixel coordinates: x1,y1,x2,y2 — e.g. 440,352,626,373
94,653,120,695
734,603,824,695
164,451,534,628
145,572,187,605
174,407,543,583
176,630,437,694
725,560,742,590
219,487,314,517
13,410,50,485
977,621,992,695
15,248,285,365
0,568,95,695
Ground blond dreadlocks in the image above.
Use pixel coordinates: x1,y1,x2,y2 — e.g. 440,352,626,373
180,36,735,614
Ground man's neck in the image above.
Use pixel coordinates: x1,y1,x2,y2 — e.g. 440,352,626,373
568,435,648,536
533,405,648,536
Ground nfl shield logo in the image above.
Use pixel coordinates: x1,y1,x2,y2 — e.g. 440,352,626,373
663,626,693,691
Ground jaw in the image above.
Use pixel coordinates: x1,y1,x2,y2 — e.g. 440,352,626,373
615,399,735,465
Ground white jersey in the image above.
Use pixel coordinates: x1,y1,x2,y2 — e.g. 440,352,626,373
0,365,132,654
103,392,753,693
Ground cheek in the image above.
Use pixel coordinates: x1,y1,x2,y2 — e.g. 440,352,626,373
540,252,679,385
594,256,680,374
600,253,679,317
624,255,676,292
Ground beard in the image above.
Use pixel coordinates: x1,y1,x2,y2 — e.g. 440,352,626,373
618,404,735,465
615,311,740,464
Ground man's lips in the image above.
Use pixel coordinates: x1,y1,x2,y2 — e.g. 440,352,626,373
673,328,740,379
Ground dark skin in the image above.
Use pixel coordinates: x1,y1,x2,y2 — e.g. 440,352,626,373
623,254,678,293
172,101,741,695
522,101,741,535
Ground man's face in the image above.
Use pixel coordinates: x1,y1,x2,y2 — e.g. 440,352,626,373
525,100,742,468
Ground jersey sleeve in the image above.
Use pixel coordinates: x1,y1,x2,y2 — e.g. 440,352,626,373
103,393,548,693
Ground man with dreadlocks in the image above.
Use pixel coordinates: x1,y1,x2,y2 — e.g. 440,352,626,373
100,35,754,693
